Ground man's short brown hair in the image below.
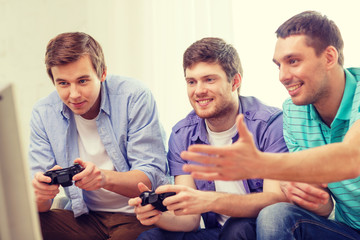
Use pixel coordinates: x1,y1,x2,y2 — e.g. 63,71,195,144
45,32,106,82
276,11,344,66
183,37,243,82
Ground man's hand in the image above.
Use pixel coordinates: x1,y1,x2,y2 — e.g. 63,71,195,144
72,158,105,191
181,114,261,181
280,182,333,217
156,184,212,215
32,165,61,211
128,182,162,226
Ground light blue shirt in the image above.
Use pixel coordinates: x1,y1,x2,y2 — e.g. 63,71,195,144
283,68,360,229
29,75,168,217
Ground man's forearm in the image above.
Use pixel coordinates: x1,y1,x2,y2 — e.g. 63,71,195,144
260,142,360,183
209,191,287,217
155,212,200,232
102,169,152,198
37,199,52,212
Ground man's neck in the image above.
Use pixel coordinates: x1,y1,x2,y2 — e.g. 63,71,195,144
205,97,239,132
314,67,345,127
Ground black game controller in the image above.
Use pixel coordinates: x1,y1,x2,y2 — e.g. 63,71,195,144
44,163,84,187
140,191,176,212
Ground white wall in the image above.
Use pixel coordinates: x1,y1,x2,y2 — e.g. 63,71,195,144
1,0,359,155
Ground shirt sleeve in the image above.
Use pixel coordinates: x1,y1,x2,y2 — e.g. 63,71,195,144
167,129,189,176
28,107,56,179
126,87,169,189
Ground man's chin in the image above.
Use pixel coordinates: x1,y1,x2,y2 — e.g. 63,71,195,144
69,108,87,116
194,110,215,119
290,97,311,106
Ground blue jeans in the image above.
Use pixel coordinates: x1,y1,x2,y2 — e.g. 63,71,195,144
137,217,256,240
256,202,360,240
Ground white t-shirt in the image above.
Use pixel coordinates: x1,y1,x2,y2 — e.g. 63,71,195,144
74,114,133,214
205,121,247,226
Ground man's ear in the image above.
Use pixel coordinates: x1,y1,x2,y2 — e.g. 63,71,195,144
100,68,107,82
232,73,242,92
324,46,339,69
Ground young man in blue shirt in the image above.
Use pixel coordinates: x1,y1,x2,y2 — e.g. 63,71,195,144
129,37,288,240
30,32,168,240
181,11,360,239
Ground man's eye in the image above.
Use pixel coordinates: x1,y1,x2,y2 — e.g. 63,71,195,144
58,82,68,86
206,78,214,82
289,59,298,64
79,79,87,84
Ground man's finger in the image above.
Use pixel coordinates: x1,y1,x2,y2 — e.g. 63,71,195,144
185,144,231,157
294,183,329,200
138,182,151,193
182,163,221,174
235,114,253,143
180,150,222,165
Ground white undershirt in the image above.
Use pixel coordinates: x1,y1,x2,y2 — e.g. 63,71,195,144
205,121,247,226
74,114,133,214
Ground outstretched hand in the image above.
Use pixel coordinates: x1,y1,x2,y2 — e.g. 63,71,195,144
181,114,262,181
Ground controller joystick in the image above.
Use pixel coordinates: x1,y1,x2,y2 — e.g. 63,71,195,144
140,190,176,212
44,163,84,187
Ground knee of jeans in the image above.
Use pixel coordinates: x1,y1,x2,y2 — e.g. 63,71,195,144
137,228,164,240
220,218,256,240
257,202,296,227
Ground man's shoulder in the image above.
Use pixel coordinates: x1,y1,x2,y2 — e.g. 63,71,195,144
33,90,62,112
240,96,282,122
105,75,149,96
172,110,201,133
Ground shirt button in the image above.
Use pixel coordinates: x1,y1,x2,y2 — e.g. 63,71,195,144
245,111,250,115
208,181,212,184
256,182,261,187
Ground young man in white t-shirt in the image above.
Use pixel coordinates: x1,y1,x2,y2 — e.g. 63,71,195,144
30,32,168,240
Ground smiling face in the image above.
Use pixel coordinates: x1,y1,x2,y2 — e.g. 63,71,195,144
52,55,106,119
273,35,330,106
185,62,240,121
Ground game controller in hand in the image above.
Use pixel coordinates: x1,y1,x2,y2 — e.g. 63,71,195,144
44,163,84,187
140,190,176,212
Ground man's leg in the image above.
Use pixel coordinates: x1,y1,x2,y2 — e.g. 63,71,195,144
137,227,220,240
219,217,256,240
257,202,360,240
39,209,109,240
93,212,154,240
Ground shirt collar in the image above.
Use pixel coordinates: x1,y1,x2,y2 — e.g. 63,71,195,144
99,80,110,116
334,69,356,121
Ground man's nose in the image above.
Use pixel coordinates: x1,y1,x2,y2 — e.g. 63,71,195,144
69,85,81,99
195,82,207,95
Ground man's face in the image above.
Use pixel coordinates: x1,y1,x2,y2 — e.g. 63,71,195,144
185,62,239,119
52,55,106,119
273,35,329,106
